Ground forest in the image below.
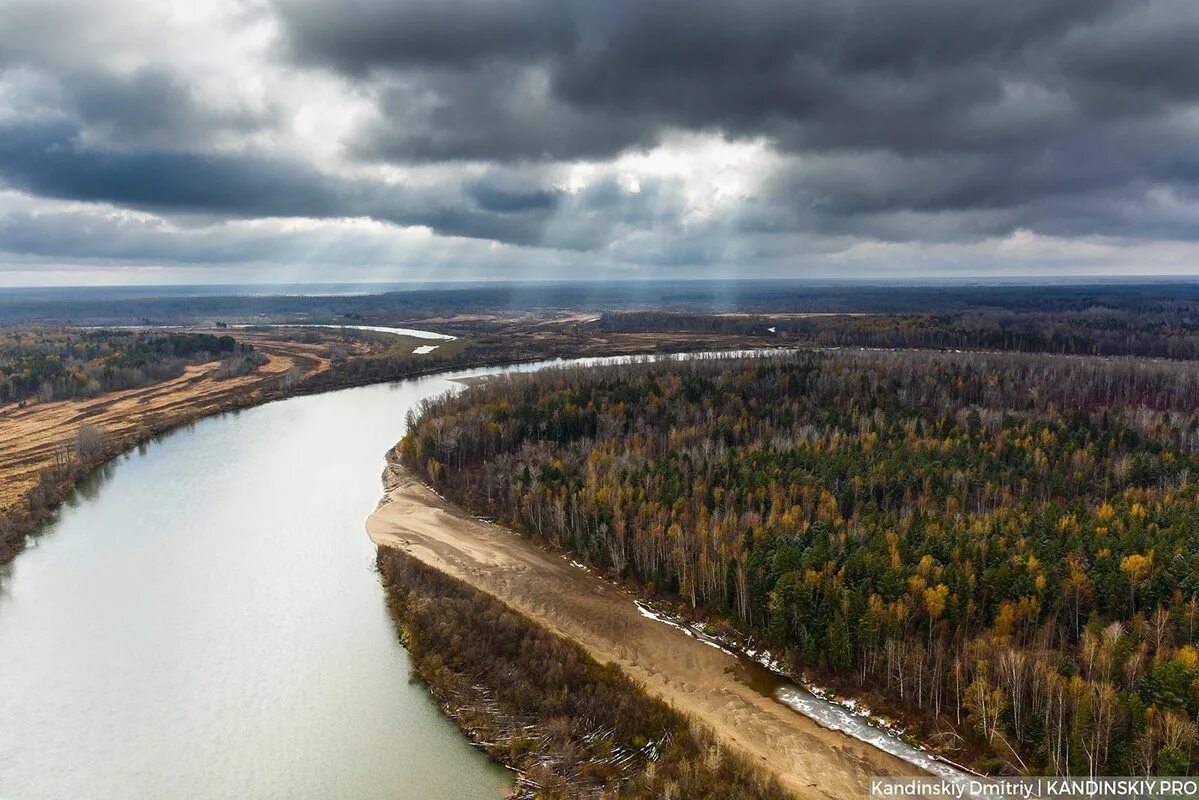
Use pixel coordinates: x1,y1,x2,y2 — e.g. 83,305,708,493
401,350,1199,777
378,546,785,799
0,328,257,405
600,309,1199,360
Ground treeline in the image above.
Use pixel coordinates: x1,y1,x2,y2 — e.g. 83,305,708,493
599,310,1199,360
0,421,118,563
0,329,251,404
296,346,482,394
5,281,1199,327
295,332,582,395
401,351,1199,777
378,547,786,799
598,313,778,336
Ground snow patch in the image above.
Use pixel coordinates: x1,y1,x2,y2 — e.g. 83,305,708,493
633,602,975,784
633,601,735,654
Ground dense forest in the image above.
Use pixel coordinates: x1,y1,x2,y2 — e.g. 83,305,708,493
0,328,257,405
378,547,785,799
401,351,1199,777
600,309,1199,360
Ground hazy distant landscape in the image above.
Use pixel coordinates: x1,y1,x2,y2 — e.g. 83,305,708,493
5,280,1199,326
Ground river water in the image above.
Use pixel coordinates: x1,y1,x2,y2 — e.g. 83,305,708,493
0,369,512,800
0,350,963,800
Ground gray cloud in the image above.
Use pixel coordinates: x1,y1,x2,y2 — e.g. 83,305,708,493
0,0,1197,280
346,65,660,163
0,118,561,244
0,120,675,251
61,67,278,149
466,174,561,214
277,0,1160,156
265,0,1199,248
276,0,576,74
0,121,371,219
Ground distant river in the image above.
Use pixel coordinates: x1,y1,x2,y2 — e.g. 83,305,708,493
230,323,458,341
0,348,961,800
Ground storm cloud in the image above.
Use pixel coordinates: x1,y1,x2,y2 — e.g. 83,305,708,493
0,0,1197,282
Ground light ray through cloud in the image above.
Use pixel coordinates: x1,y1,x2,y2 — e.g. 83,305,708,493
0,0,1197,284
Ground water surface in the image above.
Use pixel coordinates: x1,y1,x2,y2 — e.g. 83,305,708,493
0,373,509,800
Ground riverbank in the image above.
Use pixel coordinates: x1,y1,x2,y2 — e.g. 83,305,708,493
367,459,923,799
1,326,777,568
0,330,348,565
378,545,787,800
0,367,531,800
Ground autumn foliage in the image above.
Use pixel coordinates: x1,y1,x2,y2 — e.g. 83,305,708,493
402,350,1199,776
378,547,786,799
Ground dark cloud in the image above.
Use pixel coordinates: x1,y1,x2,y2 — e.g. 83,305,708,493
276,0,1164,159
0,120,664,251
62,67,277,149
0,121,361,219
269,0,1199,244
276,0,576,74
0,121,549,245
346,66,659,162
0,0,1197,278
466,176,560,214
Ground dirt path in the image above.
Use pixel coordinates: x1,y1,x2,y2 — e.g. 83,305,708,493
367,467,922,800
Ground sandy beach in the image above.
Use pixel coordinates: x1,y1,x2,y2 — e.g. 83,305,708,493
367,463,922,800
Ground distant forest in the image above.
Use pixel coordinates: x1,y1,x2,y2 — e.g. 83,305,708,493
2,281,1198,330
600,309,1199,360
402,351,1199,777
0,329,258,405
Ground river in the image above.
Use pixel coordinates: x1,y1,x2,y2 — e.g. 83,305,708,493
0,350,964,800
0,368,513,800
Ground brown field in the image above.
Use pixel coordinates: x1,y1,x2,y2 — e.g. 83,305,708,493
0,329,356,526
368,464,922,800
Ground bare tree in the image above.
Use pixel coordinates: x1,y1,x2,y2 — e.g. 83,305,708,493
74,423,108,464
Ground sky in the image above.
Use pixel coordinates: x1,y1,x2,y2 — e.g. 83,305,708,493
0,0,1197,286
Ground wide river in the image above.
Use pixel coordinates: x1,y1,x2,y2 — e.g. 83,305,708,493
0,364,521,800
0,349,961,800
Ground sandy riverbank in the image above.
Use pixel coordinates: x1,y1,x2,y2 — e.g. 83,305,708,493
367,462,922,800
0,332,335,509
0,329,372,565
